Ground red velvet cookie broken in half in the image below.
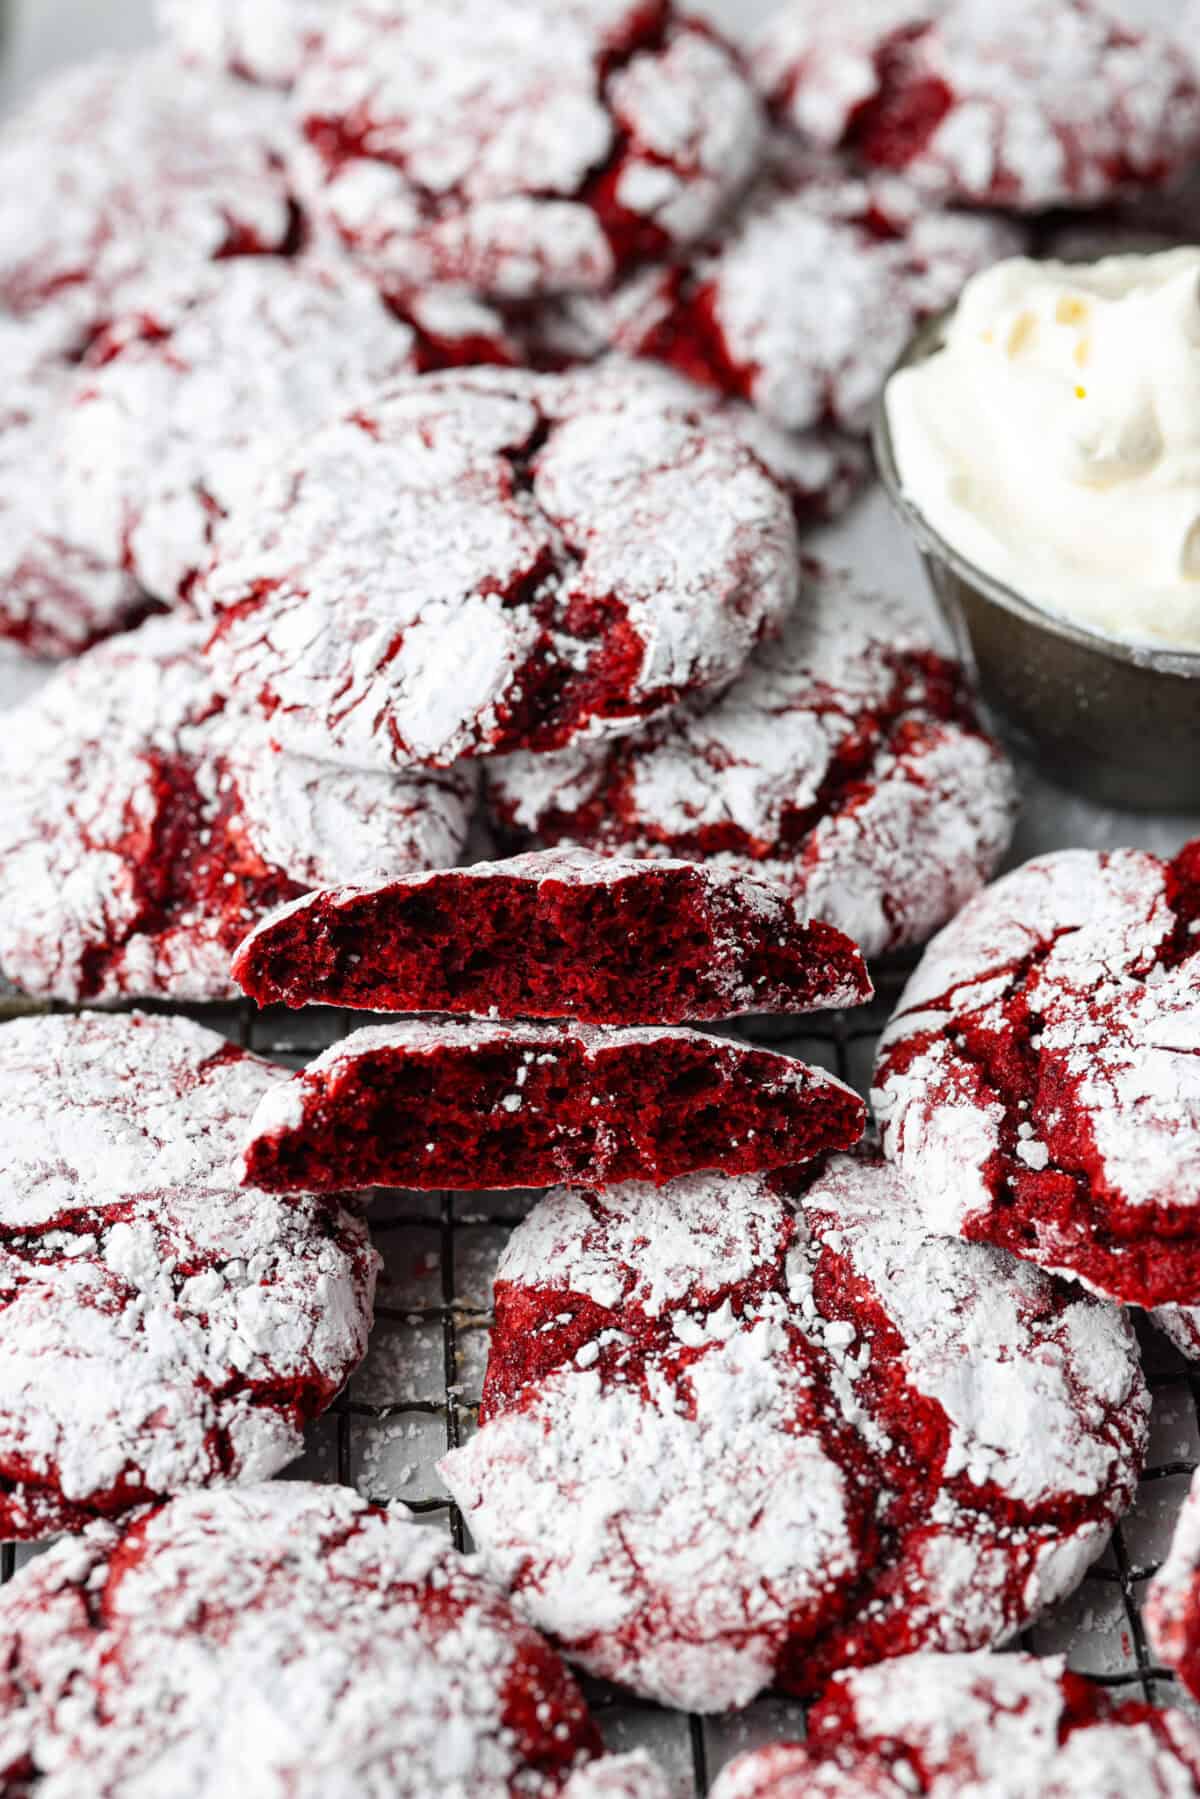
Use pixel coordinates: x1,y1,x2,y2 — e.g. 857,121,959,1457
709,1652,1200,1797
232,847,872,1024
440,1154,1146,1710
874,841,1200,1308
240,1018,865,1194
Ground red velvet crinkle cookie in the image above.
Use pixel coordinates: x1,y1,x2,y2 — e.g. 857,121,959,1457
60,257,418,605
0,311,152,659
0,1015,377,1542
574,147,1022,434
563,1755,671,1799
1154,1306,1200,1361
753,0,1200,212
1148,1469,1200,1701
486,566,1017,962
202,366,800,771
0,51,295,325
709,1652,1200,1798
241,1017,865,1195
0,614,475,1003
232,847,872,1024
874,841,1200,1309
290,0,765,306
157,0,330,88
440,1154,1147,1711
0,1483,606,1795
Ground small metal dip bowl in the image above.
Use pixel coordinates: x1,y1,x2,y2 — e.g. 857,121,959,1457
874,312,1200,813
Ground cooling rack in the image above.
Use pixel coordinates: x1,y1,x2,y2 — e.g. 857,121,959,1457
2,968,1195,1796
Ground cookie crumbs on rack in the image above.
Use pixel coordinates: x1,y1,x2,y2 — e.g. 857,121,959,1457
486,563,1017,961
874,839,1200,1307
442,1153,1147,1710
0,1482,604,1794
0,614,476,1002
240,1016,866,1195
202,365,800,772
0,1014,378,1541
231,846,872,1024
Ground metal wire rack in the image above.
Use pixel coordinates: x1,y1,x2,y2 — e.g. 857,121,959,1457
2,971,1195,1795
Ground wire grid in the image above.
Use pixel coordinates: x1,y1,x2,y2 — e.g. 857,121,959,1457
0,975,1197,1794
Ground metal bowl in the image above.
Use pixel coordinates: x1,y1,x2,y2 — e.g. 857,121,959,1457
874,312,1200,813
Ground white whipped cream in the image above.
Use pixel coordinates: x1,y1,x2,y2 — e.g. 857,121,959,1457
886,249,1200,652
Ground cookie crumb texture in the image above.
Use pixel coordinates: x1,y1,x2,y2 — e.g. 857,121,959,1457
292,0,764,304
232,847,872,1024
441,1155,1147,1711
241,1017,866,1194
754,0,1200,212
709,1652,1200,1797
202,367,799,771
60,256,418,605
1147,1467,1200,1702
0,614,475,1003
0,1016,377,1542
0,50,295,326
157,0,331,89
0,1483,602,1795
874,841,1200,1307
581,145,1023,434
487,566,1017,961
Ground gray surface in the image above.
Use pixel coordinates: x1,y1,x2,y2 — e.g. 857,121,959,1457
2,3,1200,1794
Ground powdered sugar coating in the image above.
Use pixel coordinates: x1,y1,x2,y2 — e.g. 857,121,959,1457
0,613,475,1002
0,1482,603,1795
441,1153,1147,1711
157,0,330,88
1154,1307,1200,1361
486,564,1017,961
711,1652,1200,1797
231,845,872,1023
0,312,150,658
563,1754,672,1799
1148,1469,1200,1703
60,256,417,604
241,1016,866,1195
874,842,1200,1307
576,147,1023,434
203,365,800,771
753,0,1200,212
291,0,764,305
0,51,294,325
0,1016,378,1541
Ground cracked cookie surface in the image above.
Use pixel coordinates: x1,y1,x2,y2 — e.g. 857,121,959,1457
0,1016,377,1541
0,614,475,1002
874,841,1200,1307
442,1154,1147,1710
486,564,1016,960
202,365,800,771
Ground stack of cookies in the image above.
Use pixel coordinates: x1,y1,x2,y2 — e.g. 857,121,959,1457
2,0,1200,1793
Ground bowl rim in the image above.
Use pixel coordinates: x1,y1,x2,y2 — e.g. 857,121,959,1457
872,309,1200,680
